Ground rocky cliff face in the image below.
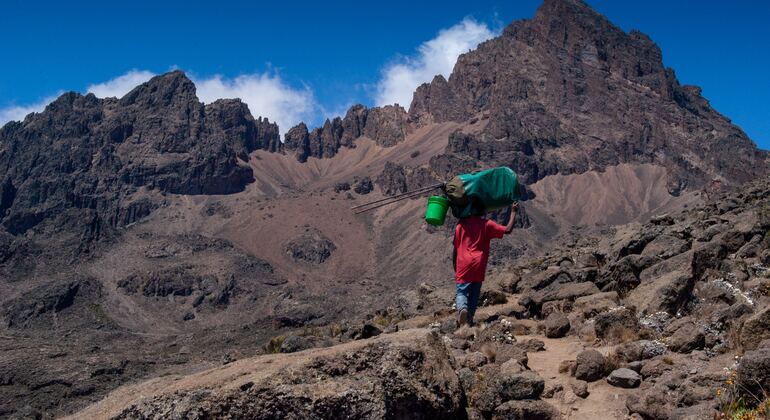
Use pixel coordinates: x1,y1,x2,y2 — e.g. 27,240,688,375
408,0,768,193
0,71,278,244
283,104,410,162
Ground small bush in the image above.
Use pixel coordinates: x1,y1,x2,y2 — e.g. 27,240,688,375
329,323,343,337
264,335,286,354
717,361,770,420
410,150,420,158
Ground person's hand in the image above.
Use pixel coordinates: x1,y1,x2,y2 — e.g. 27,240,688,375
511,202,519,210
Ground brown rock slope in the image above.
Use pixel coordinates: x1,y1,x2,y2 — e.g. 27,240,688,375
70,176,770,420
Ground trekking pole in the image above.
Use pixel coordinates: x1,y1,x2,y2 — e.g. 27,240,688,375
353,183,445,214
353,190,434,214
350,182,444,210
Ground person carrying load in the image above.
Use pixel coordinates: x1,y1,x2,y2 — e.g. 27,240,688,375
352,166,523,327
443,167,522,327
453,201,518,326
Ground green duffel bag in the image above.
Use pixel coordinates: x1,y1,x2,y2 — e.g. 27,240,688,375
446,167,520,218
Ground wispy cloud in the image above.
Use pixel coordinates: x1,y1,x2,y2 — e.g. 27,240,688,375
86,69,156,98
193,73,316,136
0,94,62,126
374,17,496,109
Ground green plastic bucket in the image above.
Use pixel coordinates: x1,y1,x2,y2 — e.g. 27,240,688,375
425,196,450,226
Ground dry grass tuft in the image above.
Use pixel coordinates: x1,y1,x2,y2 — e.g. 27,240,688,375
604,350,623,374
328,323,343,337
579,326,598,344
727,321,745,355
603,325,640,345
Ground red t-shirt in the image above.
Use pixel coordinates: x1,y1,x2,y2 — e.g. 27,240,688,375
454,216,507,283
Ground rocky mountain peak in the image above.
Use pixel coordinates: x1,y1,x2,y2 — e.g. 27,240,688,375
0,70,281,246
406,0,767,191
282,103,409,162
118,70,198,108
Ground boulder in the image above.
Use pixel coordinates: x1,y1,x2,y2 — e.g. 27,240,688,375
573,292,619,318
740,306,770,350
570,379,589,398
352,176,374,194
666,322,705,353
544,312,570,338
614,340,667,362
525,282,599,314
607,368,641,388
639,358,675,379
517,339,545,352
640,233,691,260
479,289,508,307
460,352,489,370
279,335,312,353
495,345,530,368
626,387,672,419
491,400,559,420
624,268,694,315
475,370,545,414
99,329,466,419
593,307,638,339
574,349,606,382
736,340,770,401
471,320,517,349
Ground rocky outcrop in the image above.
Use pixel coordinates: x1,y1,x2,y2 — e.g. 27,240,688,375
284,229,337,264
409,0,768,189
77,329,466,419
283,104,411,162
0,71,278,244
3,278,101,328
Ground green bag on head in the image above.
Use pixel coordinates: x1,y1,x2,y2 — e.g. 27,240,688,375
448,167,520,218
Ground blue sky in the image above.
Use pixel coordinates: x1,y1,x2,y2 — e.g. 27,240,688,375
1,0,768,149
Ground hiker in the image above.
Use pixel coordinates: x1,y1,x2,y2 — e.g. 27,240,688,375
453,202,519,326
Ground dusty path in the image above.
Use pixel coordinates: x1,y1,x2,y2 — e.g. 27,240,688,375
526,336,632,419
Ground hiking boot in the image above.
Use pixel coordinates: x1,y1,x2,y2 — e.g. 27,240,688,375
458,309,468,327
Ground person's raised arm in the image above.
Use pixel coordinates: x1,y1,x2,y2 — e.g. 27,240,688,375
505,202,519,234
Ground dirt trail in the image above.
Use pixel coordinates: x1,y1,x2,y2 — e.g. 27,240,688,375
527,336,632,419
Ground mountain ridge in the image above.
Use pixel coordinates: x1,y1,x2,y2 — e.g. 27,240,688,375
1,0,769,418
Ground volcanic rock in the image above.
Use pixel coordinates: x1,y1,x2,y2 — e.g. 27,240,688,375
101,329,466,419
284,229,336,264
574,349,606,382
544,312,570,338
606,368,641,388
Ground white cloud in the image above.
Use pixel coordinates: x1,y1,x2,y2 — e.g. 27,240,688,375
0,94,61,127
193,73,316,136
2,69,316,136
87,69,156,98
375,17,496,109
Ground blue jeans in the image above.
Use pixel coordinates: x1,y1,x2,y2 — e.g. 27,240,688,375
456,282,482,324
